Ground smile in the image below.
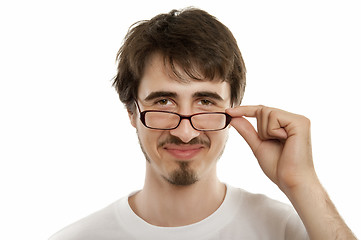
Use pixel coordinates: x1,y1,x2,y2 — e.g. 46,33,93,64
163,144,204,160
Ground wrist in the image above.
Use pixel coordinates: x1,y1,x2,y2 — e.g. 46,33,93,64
282,177,356,239
278,170,320,199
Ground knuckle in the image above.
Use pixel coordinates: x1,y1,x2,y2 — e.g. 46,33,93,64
258,105,269,116
268,109,277,119
267,127,273,137
296,114,311,128
299,114,310,123
303,116,311,127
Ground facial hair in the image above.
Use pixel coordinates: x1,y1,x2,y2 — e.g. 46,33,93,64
136,130,227,186
165,161,198,186
137,133,200,186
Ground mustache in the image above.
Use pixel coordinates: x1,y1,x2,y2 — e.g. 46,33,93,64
158,135,210,148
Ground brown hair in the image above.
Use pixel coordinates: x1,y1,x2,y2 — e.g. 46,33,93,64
113,7,246,113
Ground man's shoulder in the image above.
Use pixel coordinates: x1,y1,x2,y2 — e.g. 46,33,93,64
229,185,296,219
227,186,308,239
49,198,124,240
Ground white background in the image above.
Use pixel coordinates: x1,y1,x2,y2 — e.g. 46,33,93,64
1,0,360,239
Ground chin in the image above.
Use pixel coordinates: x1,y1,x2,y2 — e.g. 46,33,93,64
164,161,199,186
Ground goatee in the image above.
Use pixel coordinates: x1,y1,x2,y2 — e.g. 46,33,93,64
164,161,199,186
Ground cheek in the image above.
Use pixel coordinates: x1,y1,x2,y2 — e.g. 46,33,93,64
208,130,229,151
136,126,164,157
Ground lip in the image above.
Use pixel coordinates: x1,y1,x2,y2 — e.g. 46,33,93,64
163,144,204,160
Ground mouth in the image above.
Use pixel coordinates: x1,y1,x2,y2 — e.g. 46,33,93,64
163,144,204,160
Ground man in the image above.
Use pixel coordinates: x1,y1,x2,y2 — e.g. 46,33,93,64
50,8,356,239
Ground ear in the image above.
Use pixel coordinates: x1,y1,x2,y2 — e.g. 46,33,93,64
128,110,137,128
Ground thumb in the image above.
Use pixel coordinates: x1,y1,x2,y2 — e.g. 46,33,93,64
230,117,262,154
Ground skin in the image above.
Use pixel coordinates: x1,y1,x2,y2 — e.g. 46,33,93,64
128,53,230,227
128,53,356,238
226,106,356,239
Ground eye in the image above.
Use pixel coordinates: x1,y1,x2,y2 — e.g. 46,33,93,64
156,99,170,105
153,98,174,108
199,99,214,106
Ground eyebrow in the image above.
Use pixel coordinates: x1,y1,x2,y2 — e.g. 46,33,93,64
192,91,224,101
143,91,224,102
144,91,178,101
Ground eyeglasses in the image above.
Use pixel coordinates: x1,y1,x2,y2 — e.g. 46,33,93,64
135,101,232,131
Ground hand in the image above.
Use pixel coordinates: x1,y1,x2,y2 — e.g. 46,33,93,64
226,105,318,192
227,105,357,239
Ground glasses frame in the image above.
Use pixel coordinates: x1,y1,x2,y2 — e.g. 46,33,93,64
135,101,232,131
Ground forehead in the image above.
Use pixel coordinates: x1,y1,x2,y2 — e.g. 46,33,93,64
138,53,231,101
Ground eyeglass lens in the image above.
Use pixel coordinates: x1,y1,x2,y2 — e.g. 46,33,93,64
144,112,227,131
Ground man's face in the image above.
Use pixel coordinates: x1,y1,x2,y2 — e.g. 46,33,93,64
130,53,231,186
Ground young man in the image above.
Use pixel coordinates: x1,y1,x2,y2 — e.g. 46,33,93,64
50,8,356,239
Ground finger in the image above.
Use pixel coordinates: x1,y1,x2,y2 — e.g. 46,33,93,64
228,105,268,140
230,116,262,154
228,105,270,140
259,107,269,140
226,105,263,118
228,105,290,141
259,107,288,140
267,110,288,139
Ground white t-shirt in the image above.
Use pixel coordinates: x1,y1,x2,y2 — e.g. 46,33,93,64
50,185,309,240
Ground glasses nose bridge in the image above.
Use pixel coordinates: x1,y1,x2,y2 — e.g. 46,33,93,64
177,114,197,129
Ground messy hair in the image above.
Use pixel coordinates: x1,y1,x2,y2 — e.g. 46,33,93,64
113,8,246,113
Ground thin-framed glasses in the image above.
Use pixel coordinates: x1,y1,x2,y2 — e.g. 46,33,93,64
135,101,232,131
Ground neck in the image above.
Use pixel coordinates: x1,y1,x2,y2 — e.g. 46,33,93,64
128,166,226,227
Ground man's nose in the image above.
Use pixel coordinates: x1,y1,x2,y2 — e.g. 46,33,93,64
169,118,200,143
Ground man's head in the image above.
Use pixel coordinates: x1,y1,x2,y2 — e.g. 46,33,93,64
113,7,246,114
130,52,232,186
113,8,246,186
